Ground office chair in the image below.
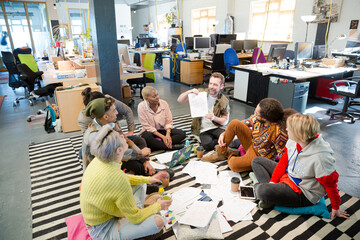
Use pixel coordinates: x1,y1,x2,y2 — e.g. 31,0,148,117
175,43,187,53
1,51,21,89
326,73,360,123
223,48,239,94
284,50,295,60
203,44,231,76
252,48,267,64
127,53,156,97
13,47,32,64
18,53,42,88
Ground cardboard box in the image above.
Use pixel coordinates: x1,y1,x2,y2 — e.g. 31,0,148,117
122,85,132,98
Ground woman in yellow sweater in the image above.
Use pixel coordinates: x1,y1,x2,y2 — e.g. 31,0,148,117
80,125,172,240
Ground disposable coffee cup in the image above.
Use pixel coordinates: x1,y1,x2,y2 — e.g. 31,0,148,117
162,178,169,188
231,177,240,192
197,146,205,158
162,195,171,200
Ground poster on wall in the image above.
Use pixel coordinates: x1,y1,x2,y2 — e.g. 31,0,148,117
312,0,343,22
350,20,359,30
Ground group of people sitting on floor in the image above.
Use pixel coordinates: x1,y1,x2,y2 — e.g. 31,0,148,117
78,72,349,240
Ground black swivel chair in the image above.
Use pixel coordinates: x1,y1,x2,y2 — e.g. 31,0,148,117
1,51,21,89
326,72,360,123
203,44,231,76
16,64,43,106
13,47,32,64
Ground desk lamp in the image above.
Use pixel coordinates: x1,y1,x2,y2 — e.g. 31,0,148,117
328,34,347,57
301,15,316,42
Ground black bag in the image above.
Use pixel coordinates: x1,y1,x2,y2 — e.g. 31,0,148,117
33,83,62,97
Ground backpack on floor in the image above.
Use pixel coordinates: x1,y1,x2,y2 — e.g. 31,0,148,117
44,105,57,133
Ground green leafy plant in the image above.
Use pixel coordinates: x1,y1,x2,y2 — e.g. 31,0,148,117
165,6,177,26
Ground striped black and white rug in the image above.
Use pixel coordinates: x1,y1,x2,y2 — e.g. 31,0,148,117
29,114,360,240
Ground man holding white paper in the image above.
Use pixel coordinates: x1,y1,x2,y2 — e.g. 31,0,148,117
177,72,229,151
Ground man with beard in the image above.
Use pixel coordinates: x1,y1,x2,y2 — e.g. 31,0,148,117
177,72,230,151
202,98,295,173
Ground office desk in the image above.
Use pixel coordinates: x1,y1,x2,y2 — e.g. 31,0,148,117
55,83,99,133
42,70,98,86
128,48,170,66
232,63,356,111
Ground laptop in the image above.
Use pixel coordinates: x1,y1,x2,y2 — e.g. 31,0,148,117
169,144,194,168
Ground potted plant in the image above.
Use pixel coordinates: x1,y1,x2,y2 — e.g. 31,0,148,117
165,6,177,27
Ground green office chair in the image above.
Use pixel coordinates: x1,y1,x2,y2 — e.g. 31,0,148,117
18,54,42,88
143,53,156,82
127,53,156,97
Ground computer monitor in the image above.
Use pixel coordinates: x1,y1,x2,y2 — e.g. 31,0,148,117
210,34,219,47
267,44,288,61
148,37,157,46
185,37,194,50
117,43,131,65
294,42,313,66
138,38,150,48
313,45,326,59
117,39,130,45
172,35,181,44
218,34,237,44
244,40,258,51
194,37,211,51
231,40,244,53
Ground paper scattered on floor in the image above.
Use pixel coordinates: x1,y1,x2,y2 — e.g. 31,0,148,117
149,160,167,169
179,201,217,228
182,160,218,184
155,151,176,164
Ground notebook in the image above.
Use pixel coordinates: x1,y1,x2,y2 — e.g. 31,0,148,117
169,145,194,168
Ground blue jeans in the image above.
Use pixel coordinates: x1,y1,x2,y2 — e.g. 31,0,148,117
88,215,164,240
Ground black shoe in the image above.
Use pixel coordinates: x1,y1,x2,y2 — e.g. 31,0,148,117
146,184,159,194
171,144,185,150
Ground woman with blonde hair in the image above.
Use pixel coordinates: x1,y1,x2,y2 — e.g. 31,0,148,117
80,125,172,239
252,114,349,220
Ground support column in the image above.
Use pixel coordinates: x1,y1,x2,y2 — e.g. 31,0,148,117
89,0,122,100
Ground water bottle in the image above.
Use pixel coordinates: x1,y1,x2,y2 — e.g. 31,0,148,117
185,140,190,147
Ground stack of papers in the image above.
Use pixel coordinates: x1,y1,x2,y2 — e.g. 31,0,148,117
182,160,218,184
179,201,217,228
219,197,256,222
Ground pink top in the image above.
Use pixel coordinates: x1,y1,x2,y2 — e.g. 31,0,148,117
137,99,173,134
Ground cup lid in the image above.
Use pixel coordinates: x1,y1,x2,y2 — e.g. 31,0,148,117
231,177,240,184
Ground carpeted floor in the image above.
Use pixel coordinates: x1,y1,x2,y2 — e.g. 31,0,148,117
28,114,360,240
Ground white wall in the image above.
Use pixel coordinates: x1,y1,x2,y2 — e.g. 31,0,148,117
115,4,132,42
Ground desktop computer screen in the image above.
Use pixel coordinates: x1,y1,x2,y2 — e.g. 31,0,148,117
138,38,150,48
117,39,130,45
313,45,326,59
231,40,244,53
244,40,258,51
295,42,313,60
194,37,211,50
118,44,131,65
185,37,194,50
267,44,288,61
172,35,182,44
218,34,237,44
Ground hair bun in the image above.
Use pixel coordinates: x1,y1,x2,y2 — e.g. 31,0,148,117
81,87,92,97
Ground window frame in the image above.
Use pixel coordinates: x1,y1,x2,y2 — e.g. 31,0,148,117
191,7,216,37
248,0,296,43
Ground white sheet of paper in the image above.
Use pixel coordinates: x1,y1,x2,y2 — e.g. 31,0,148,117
219,198,256,223
155,151,176,164
179,201,217,228
188,92,208,118
149,160,167,169
217,209,233,234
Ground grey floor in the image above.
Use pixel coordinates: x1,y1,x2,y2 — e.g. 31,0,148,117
0,73,359,240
